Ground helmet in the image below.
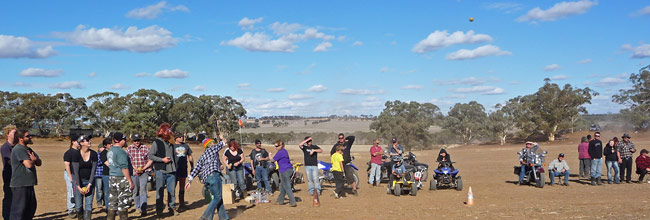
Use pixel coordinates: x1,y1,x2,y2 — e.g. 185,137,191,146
392,156,402,163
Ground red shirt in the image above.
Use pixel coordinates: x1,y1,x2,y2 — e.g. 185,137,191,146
636,154,650,170
127,144,150,175
370,145,383,165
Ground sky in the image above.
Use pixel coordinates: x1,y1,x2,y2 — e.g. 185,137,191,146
1,1,649,117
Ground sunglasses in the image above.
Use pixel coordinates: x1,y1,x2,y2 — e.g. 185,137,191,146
274,145,280,147
338,137,344,139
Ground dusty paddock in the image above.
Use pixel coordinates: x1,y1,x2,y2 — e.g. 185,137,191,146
16,131,650,219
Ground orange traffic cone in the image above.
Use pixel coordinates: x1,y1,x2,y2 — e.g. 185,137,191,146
313,192,320,207
466,186,474,206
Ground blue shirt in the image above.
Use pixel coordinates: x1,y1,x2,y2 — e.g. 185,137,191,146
189,141,225,183
392,163,406,175
273,148,292,173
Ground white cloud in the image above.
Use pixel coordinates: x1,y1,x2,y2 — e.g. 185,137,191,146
266,88,286,93
517,0,598,22
544,64,561,71
193,85,206,91
237,83,250,89
88,72,96,77
577,58,592,64
167,86,182,92
50,81,84,89
19,68,63,77
352,41,363,46
633,6,650,16
621,43,650,58
13,82,30,87
361,96,383,108
401,85,423,90
269,22,303,35
221,32,295,52
126,1,189,19
111,83,130,90
296,64,316,74
445,45,512,60
238,17,264,29
412,30,493,54
435,76,501,86
0,35,56,58
551,75,568,80
339,89,385,95
484,2,524,13
154,69,188,78
135,72,151,77
585,76,628,87
288,94,314,100
510,80,520,85
306,84,327,92
445,94,467,99
61,24,177,53
314,41,332,52
452,86,505,95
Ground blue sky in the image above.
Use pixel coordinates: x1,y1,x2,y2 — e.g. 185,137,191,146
1,1,649,117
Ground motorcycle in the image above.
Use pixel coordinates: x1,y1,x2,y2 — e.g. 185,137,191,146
513,147,547,188
318,159,360,189
243,163,255,190
266,161,303,192
430,161,462,191
404,152,429,183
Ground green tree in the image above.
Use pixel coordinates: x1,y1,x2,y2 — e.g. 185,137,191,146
48,93,88,137
613,65,650,130
487,104,517,145
87,92,126,136
123,89,174,138
370,101,442,150
443,101,487,145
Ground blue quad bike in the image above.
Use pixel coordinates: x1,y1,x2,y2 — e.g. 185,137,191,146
429,161,462,191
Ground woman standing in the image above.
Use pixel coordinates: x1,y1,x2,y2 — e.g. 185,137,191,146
64,135,81,218
223,139,246,199
577,136,591,178
273,140,297,207
72,135,98,220
604,139,621,184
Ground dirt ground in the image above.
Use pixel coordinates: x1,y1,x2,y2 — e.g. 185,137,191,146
16,130,650,219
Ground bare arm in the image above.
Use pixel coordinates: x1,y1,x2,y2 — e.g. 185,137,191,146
188,155,194,169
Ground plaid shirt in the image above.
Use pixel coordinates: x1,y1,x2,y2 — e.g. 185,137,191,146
189,141,225,183
95,151,103,177
127,144,150,172
636,154,650,170
617,141,636,159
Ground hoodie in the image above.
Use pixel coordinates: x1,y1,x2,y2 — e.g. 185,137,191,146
436,149,451,162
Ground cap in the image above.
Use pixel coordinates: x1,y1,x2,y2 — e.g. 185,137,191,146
113,132,126,141
132,134,142,141
525,141,534,145
202,138,215,148
174,131,184,138
622,133,631,139
392,138,397,143
255,139,261,144
558,153,565,157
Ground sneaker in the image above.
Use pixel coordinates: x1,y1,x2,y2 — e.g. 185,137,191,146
332,191,340,199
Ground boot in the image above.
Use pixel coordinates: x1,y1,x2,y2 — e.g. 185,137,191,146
107,209,117,220
178,191,187,211
590,177,596,186
597,178,602,185
76,209,83,220
83,211,91,220
118,210,128,220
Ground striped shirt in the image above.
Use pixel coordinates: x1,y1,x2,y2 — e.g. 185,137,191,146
189,141,225,183
617,141,636,159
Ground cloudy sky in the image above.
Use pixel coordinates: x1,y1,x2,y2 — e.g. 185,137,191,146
1,1,649,116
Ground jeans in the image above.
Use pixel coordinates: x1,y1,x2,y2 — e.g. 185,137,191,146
102,175,110,209
64,171,75,213
132,172,149,210
369,163,382,185
579,158,591,177
228,166,246,195
590,158,602,178
74,180,94,212
10,186,36,220
223,168,231,184
620,157,633,182
254,166,271,192
549,170,570,184
605,160,620,182
276,168,296,205
94,177,104,206
304,166,320,195
155,170,176,212
518,165,527,183
3,179,12,220
202,173,229,220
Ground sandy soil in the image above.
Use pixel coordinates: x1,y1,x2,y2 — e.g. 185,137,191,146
15,130,650,219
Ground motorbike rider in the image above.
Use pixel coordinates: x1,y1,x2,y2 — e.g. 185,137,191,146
390,157,406,189
518,141,539,185
436,148,455,172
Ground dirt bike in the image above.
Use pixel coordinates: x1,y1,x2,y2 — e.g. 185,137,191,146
430,161,462,191
514,148,547,188
267,161,303,192
318,160,360,189
404,152,429,182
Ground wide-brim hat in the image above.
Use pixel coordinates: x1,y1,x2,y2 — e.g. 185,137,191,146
525,141,534,145
622,133,631,139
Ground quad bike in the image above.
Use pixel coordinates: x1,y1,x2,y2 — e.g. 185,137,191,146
430,161,462,191
386,167,418,196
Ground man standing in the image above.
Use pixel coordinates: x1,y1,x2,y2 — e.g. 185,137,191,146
185,135,229,220
588,132,603,186
548,153,570,186
635,149,650,183
126,134,152,217
330,133,356,195
64,135,81,218
299,136,322,196
99,138,112,213
149,123,177,217
173,133,193,211
10,129,41,220
249,139,271,193
368,140,383,186
618,133,636,183
1,125,16,220
107,132,134,220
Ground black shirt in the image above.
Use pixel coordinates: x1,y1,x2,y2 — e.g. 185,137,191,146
301,144,321,166
174,143,192,170
588,139,603,159
249,148,269,168
64,148,80,174
330,136,355,164
100,150,110,175
224,148,244,168
78,150,98,181
604,144,618,161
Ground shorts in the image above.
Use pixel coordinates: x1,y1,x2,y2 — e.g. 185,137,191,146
108,176,133,211
344,164,356,184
